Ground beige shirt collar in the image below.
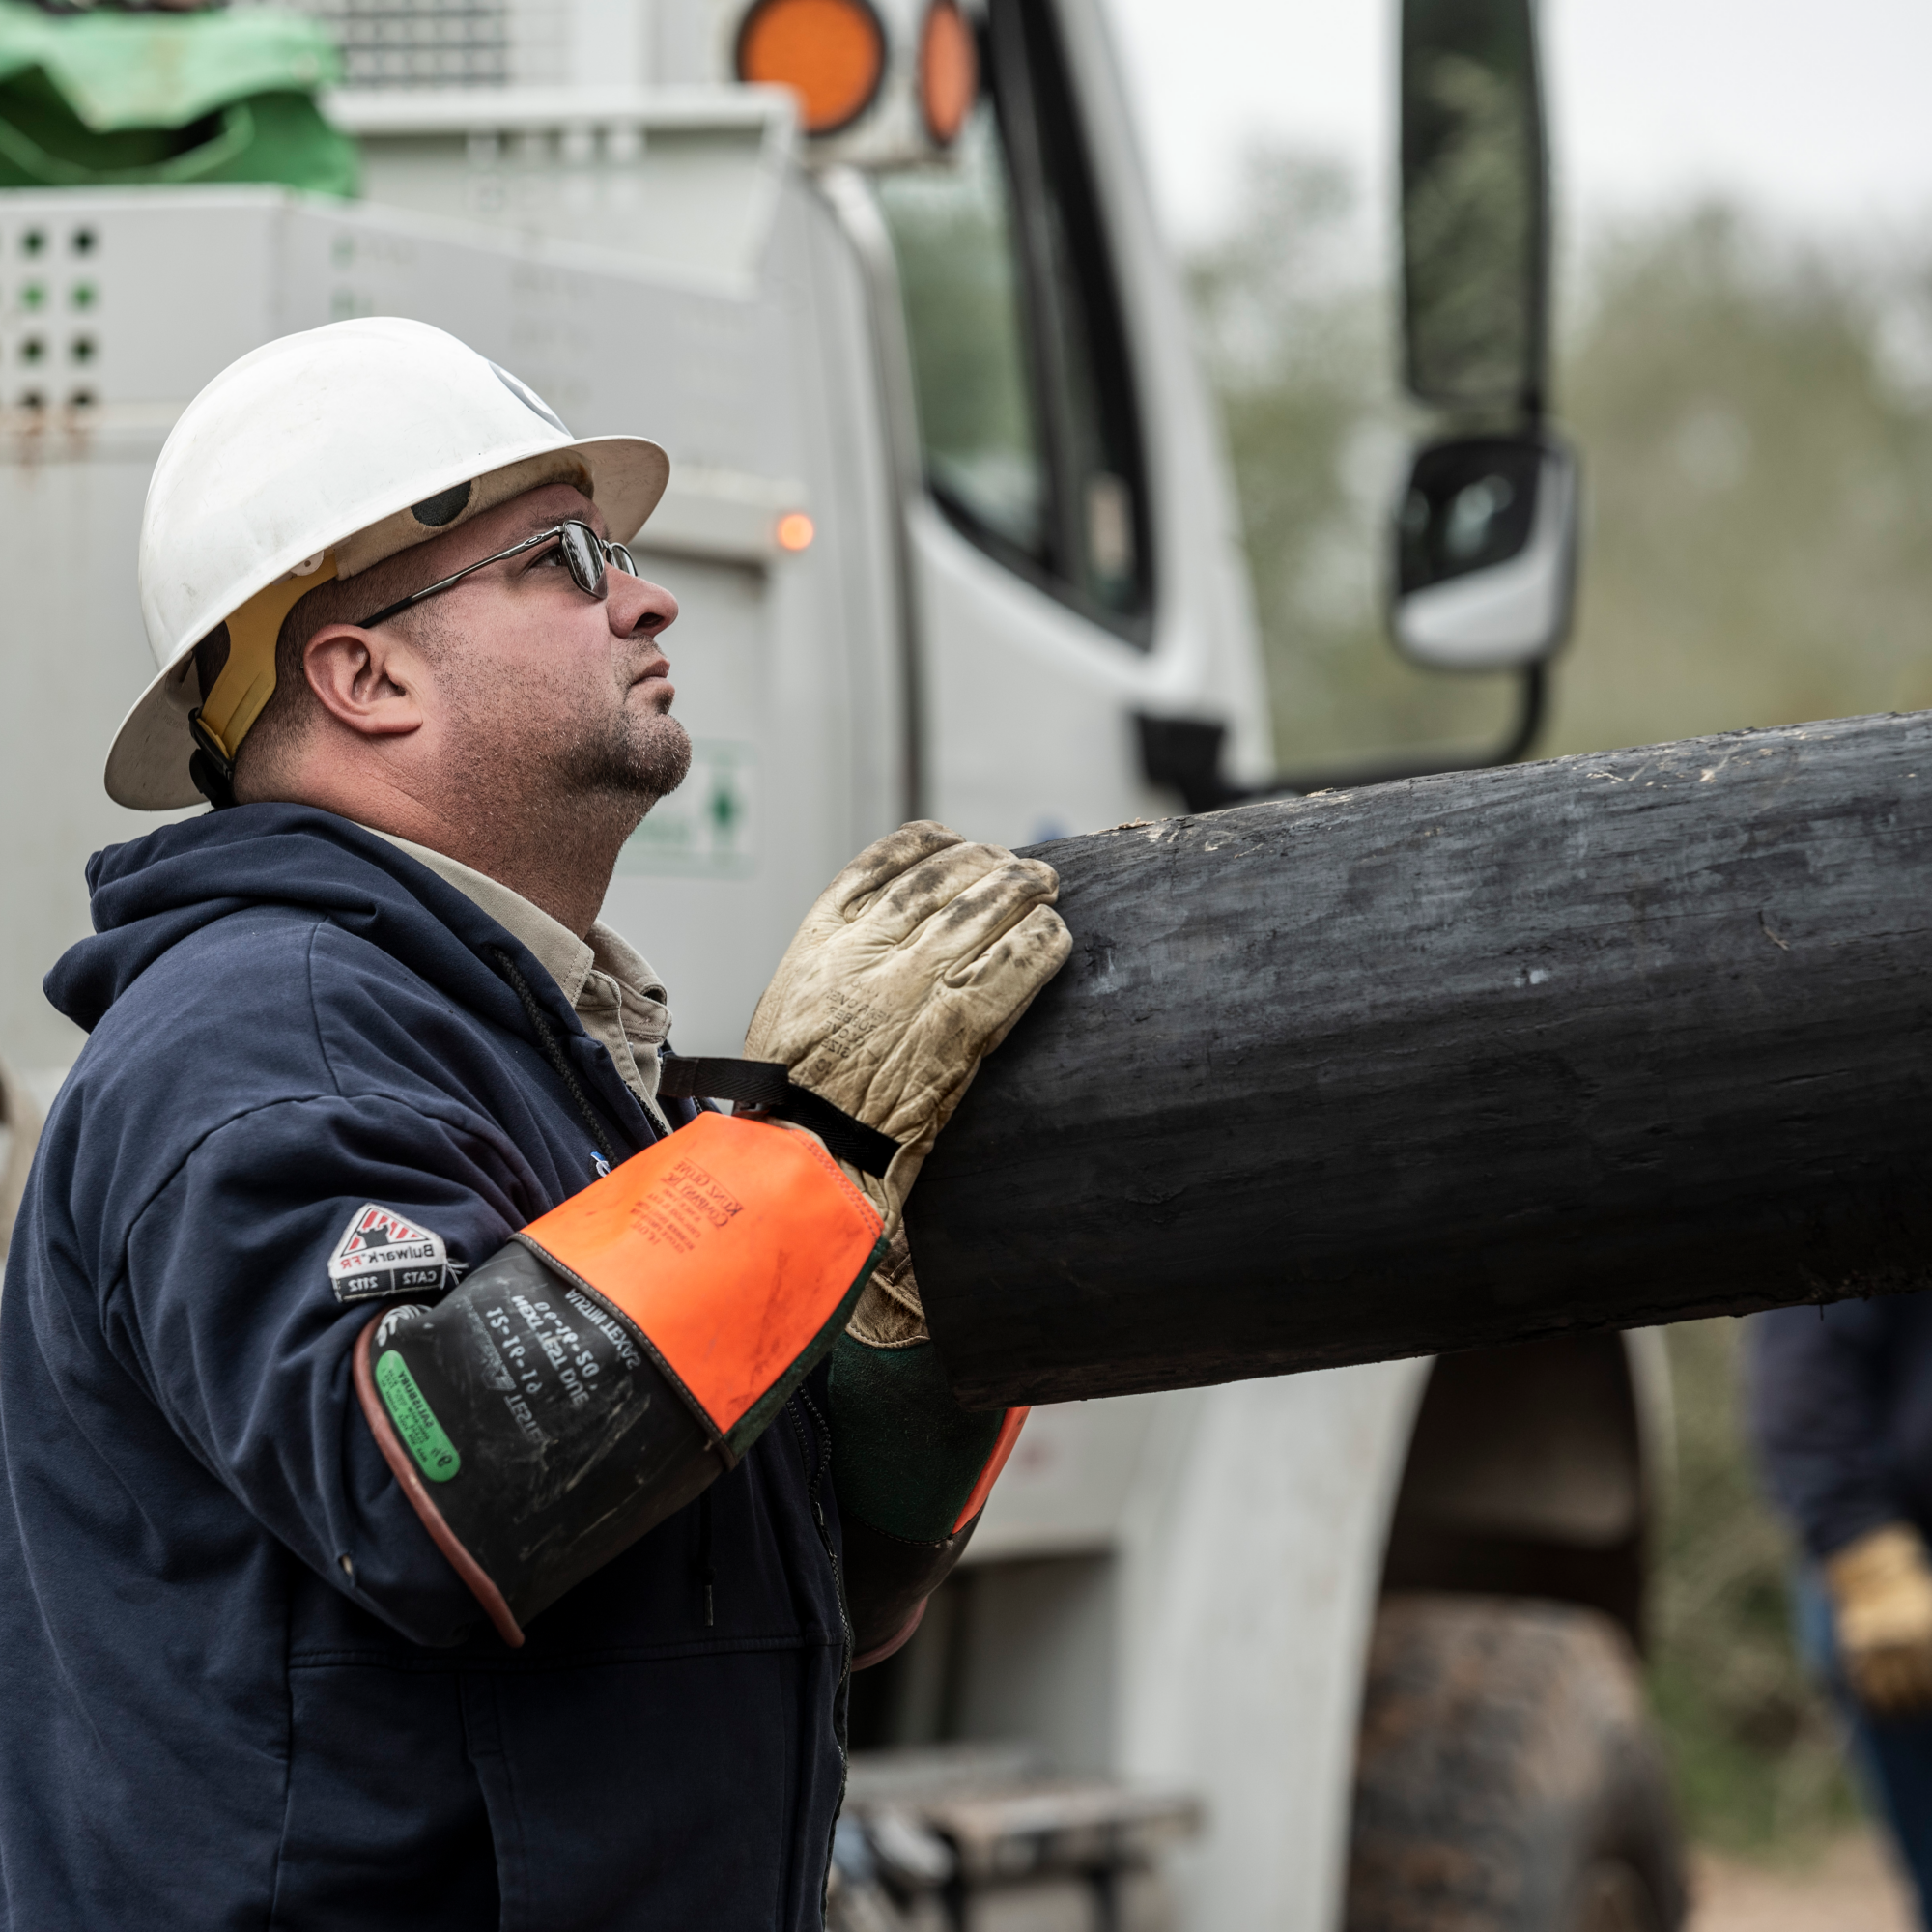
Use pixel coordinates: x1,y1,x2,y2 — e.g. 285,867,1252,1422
374,831,672,1130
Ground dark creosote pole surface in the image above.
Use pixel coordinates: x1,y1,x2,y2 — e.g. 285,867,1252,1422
907,713,1932,1409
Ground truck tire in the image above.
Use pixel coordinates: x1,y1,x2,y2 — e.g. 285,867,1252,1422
1345,1593,1687,1932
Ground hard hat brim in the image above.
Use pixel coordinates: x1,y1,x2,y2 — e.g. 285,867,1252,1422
105,433,669,811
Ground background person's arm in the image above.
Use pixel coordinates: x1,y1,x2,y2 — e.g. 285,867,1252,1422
1749,1301,1932,1713
1749,1300,1902,1562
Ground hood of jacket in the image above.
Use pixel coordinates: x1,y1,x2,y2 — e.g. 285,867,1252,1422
49,802,582,1055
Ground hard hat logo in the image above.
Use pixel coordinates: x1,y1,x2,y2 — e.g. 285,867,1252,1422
107,317,670,812
489,361,568,434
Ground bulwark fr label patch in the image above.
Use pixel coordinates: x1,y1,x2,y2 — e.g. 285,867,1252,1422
328,1204,455,1303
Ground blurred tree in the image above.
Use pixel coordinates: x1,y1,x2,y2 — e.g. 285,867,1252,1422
1552,206,1932,754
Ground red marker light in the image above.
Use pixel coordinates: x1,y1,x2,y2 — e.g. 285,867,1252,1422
920,0,977,147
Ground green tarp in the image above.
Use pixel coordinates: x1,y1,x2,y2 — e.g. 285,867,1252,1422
0,3,355,195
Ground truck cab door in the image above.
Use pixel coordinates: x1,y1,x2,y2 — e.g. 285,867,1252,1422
863,0,1265,845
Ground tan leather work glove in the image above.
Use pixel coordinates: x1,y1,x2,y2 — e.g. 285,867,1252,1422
1825,1522,1932,1716
744,821,1070,1257
849,1227,925,1348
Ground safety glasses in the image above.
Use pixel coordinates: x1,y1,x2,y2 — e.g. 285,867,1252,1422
356,520,639,630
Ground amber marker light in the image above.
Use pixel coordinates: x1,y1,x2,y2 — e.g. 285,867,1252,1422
775,511,816,552
736,0,887,138
919,0,977,146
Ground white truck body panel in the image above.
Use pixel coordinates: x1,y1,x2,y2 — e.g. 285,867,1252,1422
960,1362,1430,1930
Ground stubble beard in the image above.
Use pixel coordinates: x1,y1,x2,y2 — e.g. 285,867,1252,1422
435,671,694,878
469,639,694,822
564,699,693,819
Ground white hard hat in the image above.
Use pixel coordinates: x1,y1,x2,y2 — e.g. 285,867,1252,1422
107,316,669,810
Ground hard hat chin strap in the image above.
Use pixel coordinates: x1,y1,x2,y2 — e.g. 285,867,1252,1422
187,553,338,807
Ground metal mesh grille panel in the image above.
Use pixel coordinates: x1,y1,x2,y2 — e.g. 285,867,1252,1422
260,0,512,88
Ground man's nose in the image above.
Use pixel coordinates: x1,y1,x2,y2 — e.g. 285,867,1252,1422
611,568,677,640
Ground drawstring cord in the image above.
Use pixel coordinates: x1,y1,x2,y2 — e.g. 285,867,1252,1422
698,1489,716,1627
488,945,633,1168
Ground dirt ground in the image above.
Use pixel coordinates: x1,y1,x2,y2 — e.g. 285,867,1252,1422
1688,1832,1917,1932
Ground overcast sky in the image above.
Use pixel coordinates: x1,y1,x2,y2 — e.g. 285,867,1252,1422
1102,0,1932,247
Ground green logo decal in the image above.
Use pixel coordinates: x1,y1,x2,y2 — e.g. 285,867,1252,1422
616,738,757,879
376,1350,461,1483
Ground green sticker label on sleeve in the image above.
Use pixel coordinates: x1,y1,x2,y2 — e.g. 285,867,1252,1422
376,1350,462,1483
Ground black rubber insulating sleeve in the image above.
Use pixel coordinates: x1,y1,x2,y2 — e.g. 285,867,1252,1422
842,1509,982,1666
657,1056,900,1178
365,1241,723,1634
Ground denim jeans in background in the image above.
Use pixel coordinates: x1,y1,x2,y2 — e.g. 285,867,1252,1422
1795,1565,1932,1928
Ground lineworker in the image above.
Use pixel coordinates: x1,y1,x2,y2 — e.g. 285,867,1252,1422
0,317,1070,1929
1751,1296,1932,1927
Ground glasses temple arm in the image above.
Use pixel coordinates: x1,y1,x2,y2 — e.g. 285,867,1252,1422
354,526,561,630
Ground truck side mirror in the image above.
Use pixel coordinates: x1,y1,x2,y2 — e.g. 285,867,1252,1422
1399,0,1549,418
1392,430,1577,669
1391,0,1570,715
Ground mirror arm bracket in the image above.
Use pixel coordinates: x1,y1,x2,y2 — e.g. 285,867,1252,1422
1135,663,1547,816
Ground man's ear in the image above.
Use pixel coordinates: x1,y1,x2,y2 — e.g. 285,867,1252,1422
302,624,429,741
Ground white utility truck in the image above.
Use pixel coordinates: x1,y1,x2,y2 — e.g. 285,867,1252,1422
0,0,1680,1926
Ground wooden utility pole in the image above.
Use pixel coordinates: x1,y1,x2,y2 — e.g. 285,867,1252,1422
908,713,1932,1409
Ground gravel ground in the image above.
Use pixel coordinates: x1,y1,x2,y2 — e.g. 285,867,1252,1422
1689,1832,1917,1932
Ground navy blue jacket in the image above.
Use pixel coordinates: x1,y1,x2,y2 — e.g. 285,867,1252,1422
1750,1294,1932,1562
0,806,849,1931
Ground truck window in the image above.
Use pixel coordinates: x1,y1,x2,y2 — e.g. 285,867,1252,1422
873,0,1153,645
876,107,1049,562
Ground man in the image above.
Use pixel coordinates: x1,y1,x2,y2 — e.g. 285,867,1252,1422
1752,1296,1932,1927
0,316,1069,1928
